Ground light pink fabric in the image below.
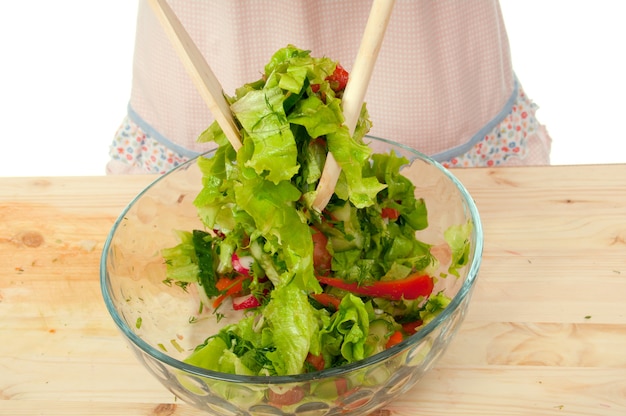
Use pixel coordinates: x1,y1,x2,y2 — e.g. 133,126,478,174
125,0,549,167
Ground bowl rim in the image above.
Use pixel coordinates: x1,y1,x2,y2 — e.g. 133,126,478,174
100,135,483,384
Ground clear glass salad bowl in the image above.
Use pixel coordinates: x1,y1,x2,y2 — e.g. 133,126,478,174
100,136,483,416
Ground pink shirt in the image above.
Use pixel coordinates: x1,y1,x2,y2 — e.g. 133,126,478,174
129,0,515,160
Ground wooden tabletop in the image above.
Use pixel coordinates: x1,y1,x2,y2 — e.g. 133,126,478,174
1,164,625,415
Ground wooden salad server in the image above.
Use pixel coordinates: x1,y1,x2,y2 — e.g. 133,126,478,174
146,0,242,151
312,0,396,212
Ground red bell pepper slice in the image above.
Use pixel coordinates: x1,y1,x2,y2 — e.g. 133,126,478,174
316,273,434,300
310,293,342,310
385,330,404,349
305,353,325,372
401,320,424,335
212,275,249,308
381,207,400,220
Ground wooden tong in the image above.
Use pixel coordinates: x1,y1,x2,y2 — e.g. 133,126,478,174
312,0,395,211
146,0,241,150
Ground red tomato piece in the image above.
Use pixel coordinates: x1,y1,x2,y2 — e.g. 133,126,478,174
381,207,400,220
311,227,332,273
326,64,349,92
268,386,306,407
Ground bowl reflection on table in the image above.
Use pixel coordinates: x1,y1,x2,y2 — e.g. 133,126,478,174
100,136,483,415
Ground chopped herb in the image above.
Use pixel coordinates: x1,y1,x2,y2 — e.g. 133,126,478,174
170,339,184,353
175,281,190,292
135,317,142,329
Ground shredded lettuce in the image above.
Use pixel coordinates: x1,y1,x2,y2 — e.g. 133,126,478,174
264,285,320,375
327,294,371,363
444,221,473,277
161,230,199,283
159,45,465,379
231,86,299,184
161,230,219,298
420,292,452,325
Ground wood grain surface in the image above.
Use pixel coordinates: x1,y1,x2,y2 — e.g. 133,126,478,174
1,164,625,415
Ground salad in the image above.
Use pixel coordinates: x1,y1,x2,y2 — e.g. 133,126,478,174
161,45,470,377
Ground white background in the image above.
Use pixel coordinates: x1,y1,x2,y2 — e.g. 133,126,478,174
1,0,625,177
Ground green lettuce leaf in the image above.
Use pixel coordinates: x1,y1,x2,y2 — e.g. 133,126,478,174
231,86,299,184
419,292,452,324
369,150,428,230
161,230,198,283
184,334,229,371
287,95,342,138
327,127,386,208
263,285,320,375
444,221,473,277
324,294,371,363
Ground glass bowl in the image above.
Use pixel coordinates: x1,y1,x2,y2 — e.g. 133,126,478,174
100,136,483,415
